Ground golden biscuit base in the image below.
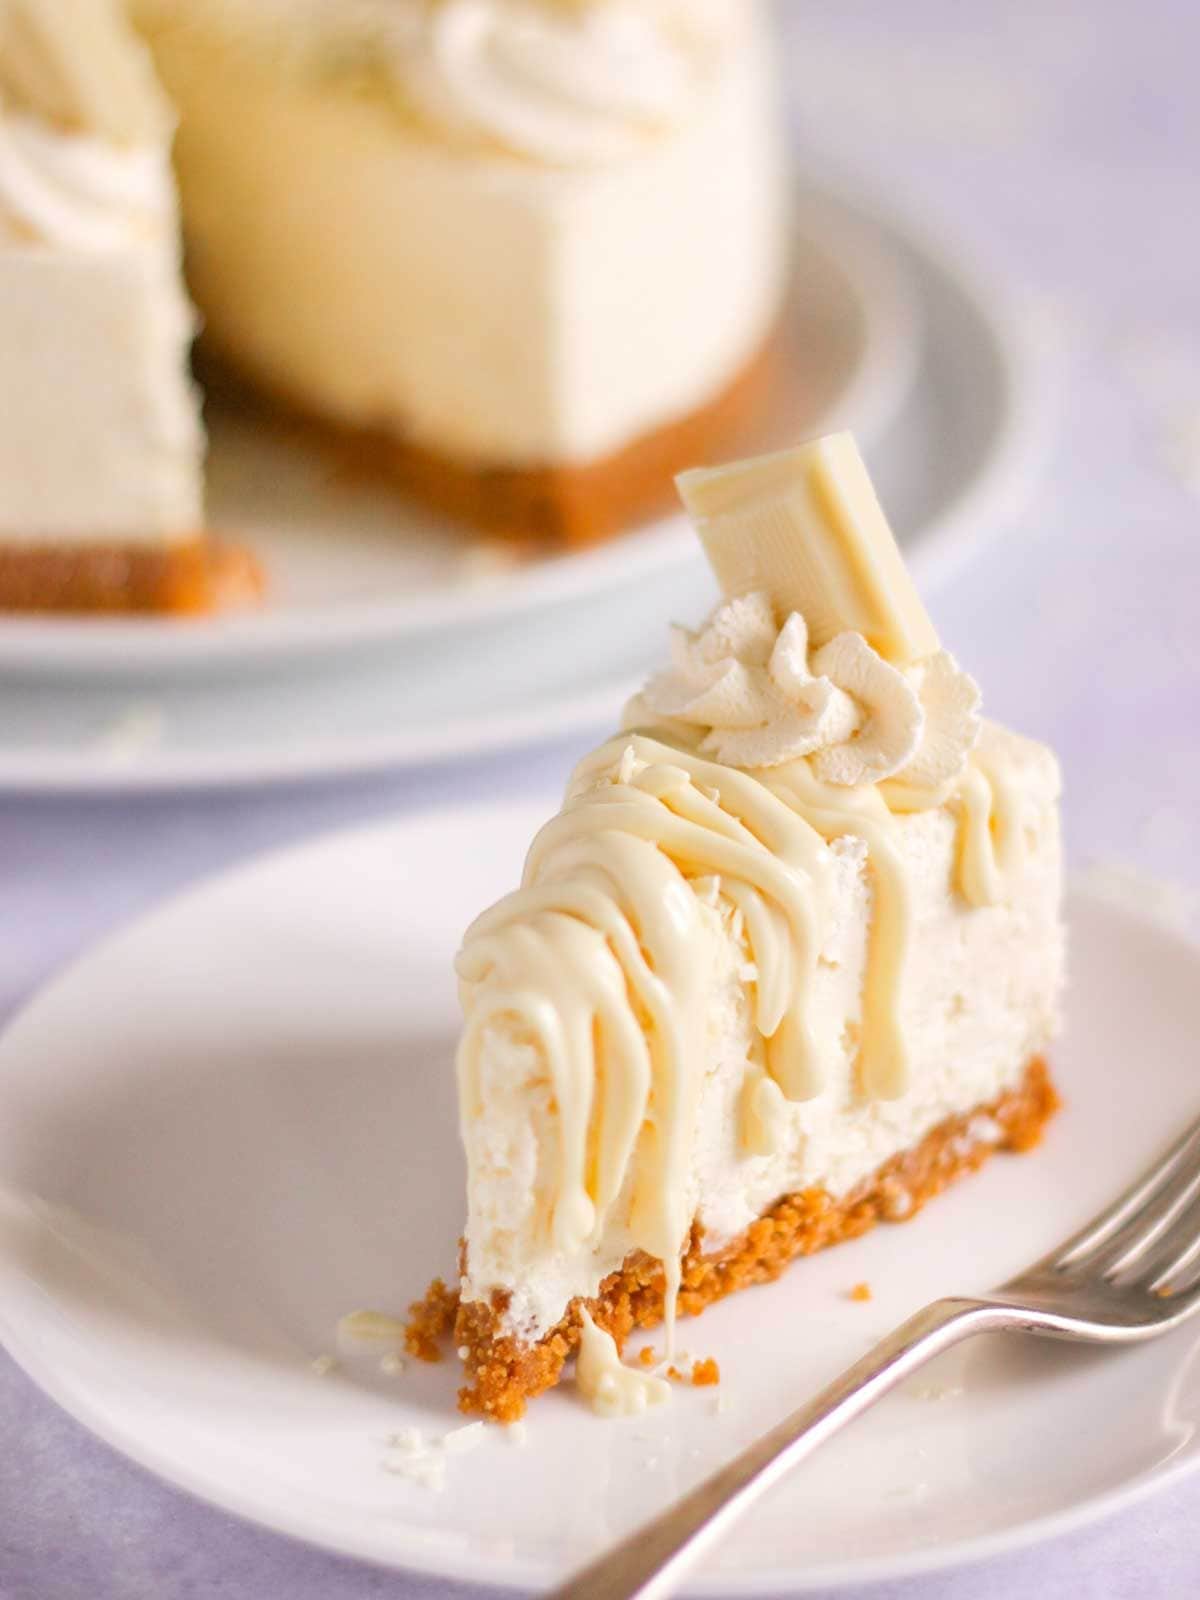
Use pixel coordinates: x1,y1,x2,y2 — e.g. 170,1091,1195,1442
408,1058,1060,1421
0,538,263,615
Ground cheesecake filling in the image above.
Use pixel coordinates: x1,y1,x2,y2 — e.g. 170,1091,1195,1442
457,722,1059,1346
0,0,204,552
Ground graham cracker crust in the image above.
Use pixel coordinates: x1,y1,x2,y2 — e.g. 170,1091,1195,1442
0,538,264,615
407,1057,1059,1421
364,335,780,547
202,331,786,552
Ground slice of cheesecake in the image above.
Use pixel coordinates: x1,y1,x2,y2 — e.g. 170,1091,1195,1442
410,434,1063,1420
0,0,260,613
132,0,789,547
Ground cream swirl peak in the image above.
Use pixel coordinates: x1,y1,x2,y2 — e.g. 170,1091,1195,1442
396,0,725,165
0,115,177,250
639,591,981,784
1,0,178,250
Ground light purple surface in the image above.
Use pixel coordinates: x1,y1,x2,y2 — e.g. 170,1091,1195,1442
3,1,1200,1595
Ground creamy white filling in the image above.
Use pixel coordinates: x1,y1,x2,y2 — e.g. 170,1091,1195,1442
0,148,202,545
0,245,204,543
459,722,1063,1344
137,0,785,464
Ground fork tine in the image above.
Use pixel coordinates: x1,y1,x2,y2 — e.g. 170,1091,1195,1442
1129,1204,1200,1296
1044,1112,1200,1272
1081,1149,1200,1280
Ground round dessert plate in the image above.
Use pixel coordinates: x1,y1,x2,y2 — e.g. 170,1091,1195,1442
0,806,1197,1593
0,183,917,676
0,187,1046,792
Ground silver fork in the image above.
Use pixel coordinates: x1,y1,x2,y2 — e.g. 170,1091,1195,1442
552,1113,1200,1600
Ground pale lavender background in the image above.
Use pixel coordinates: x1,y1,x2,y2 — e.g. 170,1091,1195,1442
3,1,1199,1596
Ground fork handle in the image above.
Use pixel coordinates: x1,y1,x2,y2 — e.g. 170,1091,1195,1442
552,1296,1020,1600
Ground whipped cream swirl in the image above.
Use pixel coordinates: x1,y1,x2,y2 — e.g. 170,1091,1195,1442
395,0,728,166
641,592,981,785
0,113,175,249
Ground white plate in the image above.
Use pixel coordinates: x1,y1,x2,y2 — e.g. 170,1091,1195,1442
0,804,1197,1594
0,185,917,677
0,188,1044,793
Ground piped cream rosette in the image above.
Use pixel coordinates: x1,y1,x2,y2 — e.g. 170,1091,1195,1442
638,591,981,785
634,433,981,788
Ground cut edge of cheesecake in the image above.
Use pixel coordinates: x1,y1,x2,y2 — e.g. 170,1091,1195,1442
408,1057,1060,1421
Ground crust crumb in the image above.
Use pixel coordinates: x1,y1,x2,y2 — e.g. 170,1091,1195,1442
405,1278,460,1363
691,1358,720,1387
848,1282,872,1302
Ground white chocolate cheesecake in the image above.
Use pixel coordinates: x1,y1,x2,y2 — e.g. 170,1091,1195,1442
132,0,789,545
409,434,1064,1419
0,0,259,613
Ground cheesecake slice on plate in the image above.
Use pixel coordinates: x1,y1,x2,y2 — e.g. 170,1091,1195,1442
410,433,1064,1420
0,0,260,614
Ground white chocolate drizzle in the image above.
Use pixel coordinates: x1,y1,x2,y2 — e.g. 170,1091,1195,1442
575,1310,669,1417
455,730,1021,1343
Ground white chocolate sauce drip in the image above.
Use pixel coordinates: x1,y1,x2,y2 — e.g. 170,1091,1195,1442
456,729,1022,1348
575,1310,669,1417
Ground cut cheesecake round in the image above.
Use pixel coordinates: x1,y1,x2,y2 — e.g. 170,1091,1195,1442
133,0,791,545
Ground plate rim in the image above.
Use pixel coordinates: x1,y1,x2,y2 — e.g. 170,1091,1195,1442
0,801,1196,1593
0,176,918,678
0,184,1049,795
0,677,640,794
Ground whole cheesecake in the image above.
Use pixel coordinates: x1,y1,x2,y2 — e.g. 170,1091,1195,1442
133,0,790,545
408,434,1065,1420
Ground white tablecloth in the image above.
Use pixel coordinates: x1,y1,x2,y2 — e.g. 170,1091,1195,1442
3,1,1199,1594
